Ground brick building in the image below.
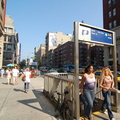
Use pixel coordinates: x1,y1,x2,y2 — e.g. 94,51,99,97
103,0,120,66
53,41,104,67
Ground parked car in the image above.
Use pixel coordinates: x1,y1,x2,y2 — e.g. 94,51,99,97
94,70,102,76
47,69,58,73
69,69,74,73
79,68,84,74
58,68,70,73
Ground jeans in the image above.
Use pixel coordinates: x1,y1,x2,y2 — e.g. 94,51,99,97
80,94,88,112
24,82,30,90
83,89,95,119
102,90,114,119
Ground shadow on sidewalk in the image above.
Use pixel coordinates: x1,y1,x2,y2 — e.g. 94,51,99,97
14,88,25,93
93,114,108,120
2,82,9,85
2,82,13,85
17,89,61,119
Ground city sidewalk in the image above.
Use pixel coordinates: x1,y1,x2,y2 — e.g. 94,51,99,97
0,76,62,120
0,75,120,120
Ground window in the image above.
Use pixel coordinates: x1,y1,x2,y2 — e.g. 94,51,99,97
8,36,12,42
108,0,111,7
113,8,116,16
113,20,117,28
8,28,13,34
4,44,7,50
4,35,6,41
109,11,112,18
7,44,12,51
112,0,116,4
109,22,112,29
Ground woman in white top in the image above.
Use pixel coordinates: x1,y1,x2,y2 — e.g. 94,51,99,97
6,69,12,85
24,68,31,93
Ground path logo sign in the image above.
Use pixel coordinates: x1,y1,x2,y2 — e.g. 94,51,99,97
79,24,113,45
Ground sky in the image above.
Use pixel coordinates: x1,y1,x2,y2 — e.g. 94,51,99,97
6,0,103,60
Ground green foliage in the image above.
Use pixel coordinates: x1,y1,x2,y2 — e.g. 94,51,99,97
19,59,26,69
37,60,42,68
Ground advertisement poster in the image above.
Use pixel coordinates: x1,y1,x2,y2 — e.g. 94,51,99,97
49,33,57,46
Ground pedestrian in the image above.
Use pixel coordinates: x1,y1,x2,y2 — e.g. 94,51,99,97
80,65,96,120
99,67,115,120
12,67,19,85
0,68,5,78
6,69,12,85
24,68,31,93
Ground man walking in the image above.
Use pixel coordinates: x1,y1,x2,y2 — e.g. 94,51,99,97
12,67,19,85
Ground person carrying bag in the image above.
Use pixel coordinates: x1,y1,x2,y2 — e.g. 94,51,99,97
23,68,31,93
99,67,116,120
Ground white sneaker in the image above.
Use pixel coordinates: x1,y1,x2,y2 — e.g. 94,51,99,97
111,118,115,120
103,111,107,115
117,90,120,93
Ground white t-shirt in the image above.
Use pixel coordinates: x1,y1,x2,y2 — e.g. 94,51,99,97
12,69,19,76
24,71,31,83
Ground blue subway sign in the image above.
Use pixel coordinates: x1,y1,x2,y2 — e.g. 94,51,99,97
79,24,113,45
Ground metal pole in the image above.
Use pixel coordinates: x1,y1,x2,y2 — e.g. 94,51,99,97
74,21,80,120
112,32,118,111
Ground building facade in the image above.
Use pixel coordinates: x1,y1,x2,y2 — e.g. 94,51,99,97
103,0,120,30
3,15,20,66
45,32,73,67
0,0,6,68
103,0,120,66
34,44,46,65
53,41,104,67
45,32,73,52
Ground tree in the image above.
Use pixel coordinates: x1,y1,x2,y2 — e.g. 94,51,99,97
19,59,26,69
37,60,42,69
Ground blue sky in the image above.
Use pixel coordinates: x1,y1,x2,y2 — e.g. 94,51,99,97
6,0,103,60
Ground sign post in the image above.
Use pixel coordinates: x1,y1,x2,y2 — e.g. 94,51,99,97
74,22,80,120
74,22,118,119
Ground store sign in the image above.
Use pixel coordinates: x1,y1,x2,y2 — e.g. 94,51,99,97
29,62,37,65
30,57,36,59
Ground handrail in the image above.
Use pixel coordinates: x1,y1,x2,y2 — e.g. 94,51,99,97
43,73,118,118
45,74,74,83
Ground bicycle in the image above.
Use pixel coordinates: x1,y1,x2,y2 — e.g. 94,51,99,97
54,90,73,120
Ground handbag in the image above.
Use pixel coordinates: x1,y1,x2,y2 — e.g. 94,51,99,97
21,74,26,82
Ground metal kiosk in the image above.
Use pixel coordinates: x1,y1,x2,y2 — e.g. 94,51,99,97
74,22,118,120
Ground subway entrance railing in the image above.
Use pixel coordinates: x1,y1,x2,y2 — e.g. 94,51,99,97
43,73,118,119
